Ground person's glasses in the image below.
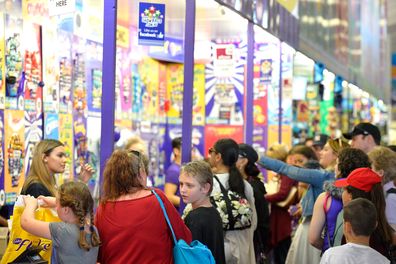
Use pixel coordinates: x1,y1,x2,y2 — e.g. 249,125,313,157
129,150,141,174
208,147,217,155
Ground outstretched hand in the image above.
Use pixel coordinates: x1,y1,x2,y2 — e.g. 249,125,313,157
79,163,95,183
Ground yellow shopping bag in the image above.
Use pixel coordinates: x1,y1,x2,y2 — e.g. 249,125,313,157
0,198,60,264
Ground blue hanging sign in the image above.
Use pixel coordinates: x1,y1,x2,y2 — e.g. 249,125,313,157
138,2,165,46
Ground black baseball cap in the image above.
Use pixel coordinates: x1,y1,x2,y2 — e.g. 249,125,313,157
343,123,381,145
312,134,329,147
238,143,258,164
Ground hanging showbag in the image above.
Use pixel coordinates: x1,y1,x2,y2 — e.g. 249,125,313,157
1,196,60,264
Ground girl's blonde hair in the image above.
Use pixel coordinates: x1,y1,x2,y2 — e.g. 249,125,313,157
266,143,289,162
368,146,396,183
21,139,64,196
58,182,101,251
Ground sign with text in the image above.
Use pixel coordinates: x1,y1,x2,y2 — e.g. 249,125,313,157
138,2,165,46
48,0,76,16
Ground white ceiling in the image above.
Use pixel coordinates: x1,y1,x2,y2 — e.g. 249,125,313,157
118,0,248,41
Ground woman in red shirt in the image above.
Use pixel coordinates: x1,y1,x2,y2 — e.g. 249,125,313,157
95,150,192,264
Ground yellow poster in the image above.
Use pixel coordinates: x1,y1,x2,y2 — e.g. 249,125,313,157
281,125,292,149
267,125,279,148
117,25,130,49
22,0,51,24
166,64,205,125
193,64,205,126
4,110,25,193
0,13,5,109
276,0,298,14
139,58,159,122
58,113,73,184
166,63,184,123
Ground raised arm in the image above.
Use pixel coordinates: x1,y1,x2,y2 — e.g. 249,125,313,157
257,156,333,186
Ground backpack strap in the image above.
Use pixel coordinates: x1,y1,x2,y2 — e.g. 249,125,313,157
213,175,236,230
387,188,396,195
152,190,178,245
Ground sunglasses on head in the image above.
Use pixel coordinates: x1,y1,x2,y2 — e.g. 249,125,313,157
129,150,141,174
208,147,217,155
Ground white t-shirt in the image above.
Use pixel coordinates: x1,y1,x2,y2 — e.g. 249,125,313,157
320,243,390,264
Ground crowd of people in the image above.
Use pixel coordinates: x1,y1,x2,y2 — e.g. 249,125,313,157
5,121,396,263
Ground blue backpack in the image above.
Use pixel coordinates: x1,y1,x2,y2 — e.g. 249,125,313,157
152,190,216,264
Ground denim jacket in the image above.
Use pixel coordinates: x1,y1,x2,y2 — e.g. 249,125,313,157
257,156,335,217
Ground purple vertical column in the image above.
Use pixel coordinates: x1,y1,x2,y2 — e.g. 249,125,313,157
278,43,283,143
245,22,254,145
100,0,117,181
181,0,196,163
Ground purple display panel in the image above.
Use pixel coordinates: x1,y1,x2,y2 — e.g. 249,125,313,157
181,0,196,163
253,125,268,180
140,122,166,189
0,110,4,193
99,0,117,183
245,22,254,144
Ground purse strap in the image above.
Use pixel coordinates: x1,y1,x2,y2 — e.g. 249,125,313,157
152,189,178,245
213,175,236,229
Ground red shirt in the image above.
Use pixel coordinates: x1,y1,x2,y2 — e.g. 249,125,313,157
95,189,192,264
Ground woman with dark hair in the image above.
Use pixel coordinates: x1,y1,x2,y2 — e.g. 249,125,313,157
335,167,395,260
237,143,270,263
208,138,257,264
309,148,371,253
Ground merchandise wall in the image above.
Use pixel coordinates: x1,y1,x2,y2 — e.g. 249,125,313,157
0,0,389,206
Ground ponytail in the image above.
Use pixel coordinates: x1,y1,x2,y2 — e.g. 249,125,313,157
229,163,245,198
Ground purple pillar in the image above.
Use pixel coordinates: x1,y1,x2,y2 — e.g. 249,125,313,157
278,43,283,143
245,22,254,145
100,0,117,181
181,0,196,163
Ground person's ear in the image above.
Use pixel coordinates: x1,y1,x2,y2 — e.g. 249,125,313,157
202,182,211,195
343,221,352,237
174,148,181,156
42,154,48,163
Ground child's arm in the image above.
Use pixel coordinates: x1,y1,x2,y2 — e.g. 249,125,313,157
20,195,51,240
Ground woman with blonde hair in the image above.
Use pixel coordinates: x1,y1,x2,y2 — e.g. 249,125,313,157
95,150,191,263
21,139,94,197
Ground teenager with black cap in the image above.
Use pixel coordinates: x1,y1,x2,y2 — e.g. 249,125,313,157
343,122,381,153
237,143,270,262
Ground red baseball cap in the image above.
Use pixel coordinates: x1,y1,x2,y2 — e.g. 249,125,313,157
334,167,382,192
